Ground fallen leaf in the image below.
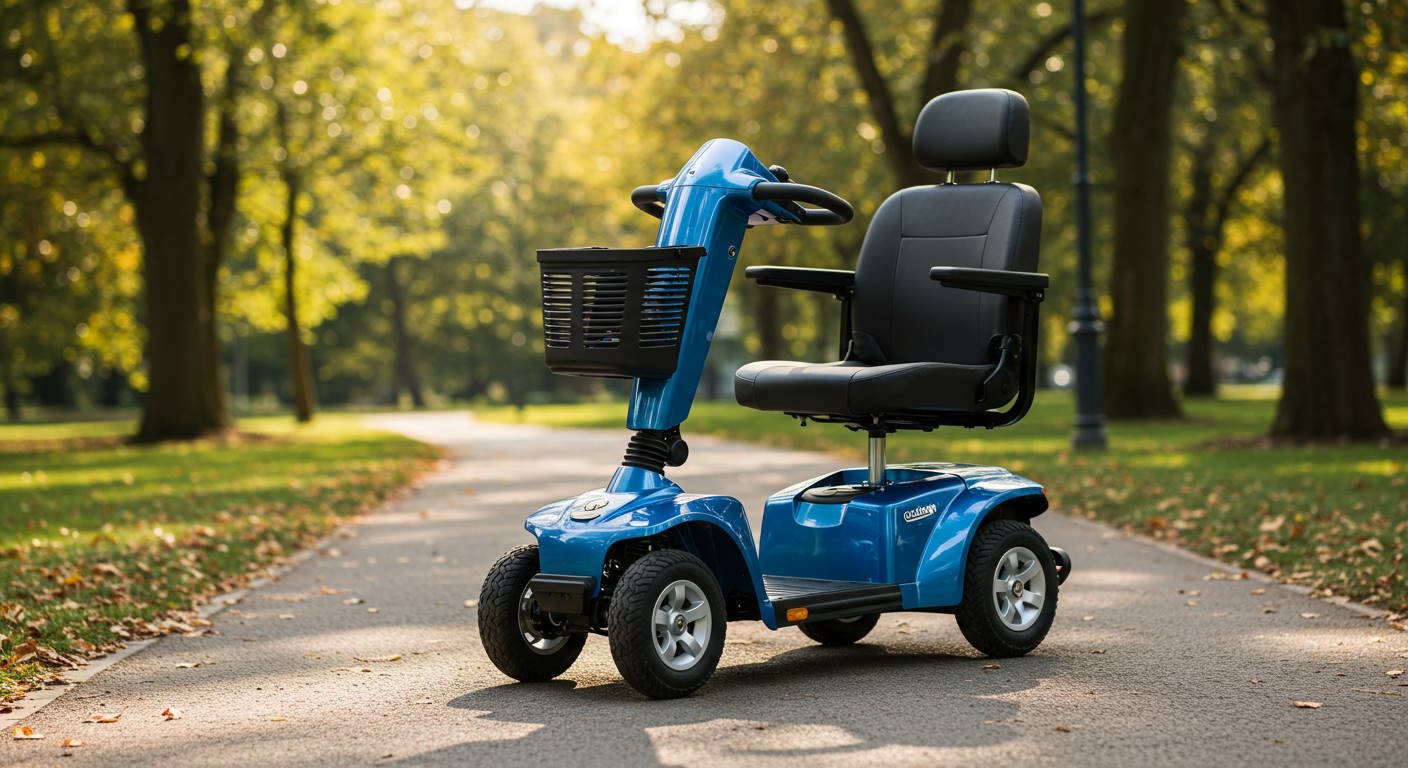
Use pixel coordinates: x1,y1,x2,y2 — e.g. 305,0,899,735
1301,613,1320,620
1091,648,1107,654
269,716,286,722
463,599,477,609
1387,669,1405,678
83,712,121,724
278,614,295,620
1185,600,1198,607
1291,700,1322,709
1081,615,1094,622
318,586,343,596
175,662,201,669
981,663,1001,670
341,597,363,605
60,737,83,748
354,654,402,663
1054,725,1072,733
366,607,379,614
162,707,182,721
1251,587,1267,596
11,726,44,740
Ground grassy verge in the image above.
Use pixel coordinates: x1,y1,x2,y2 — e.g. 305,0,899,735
480,388,1408,619
0,414,439,702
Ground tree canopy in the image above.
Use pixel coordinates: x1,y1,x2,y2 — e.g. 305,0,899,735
1,0,1404,439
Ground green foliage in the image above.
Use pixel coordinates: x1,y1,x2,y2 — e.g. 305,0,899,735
1,0,1405,409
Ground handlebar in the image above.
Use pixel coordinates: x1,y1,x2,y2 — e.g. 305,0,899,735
630,180,854,226
631,185,666,219
750,182,854,226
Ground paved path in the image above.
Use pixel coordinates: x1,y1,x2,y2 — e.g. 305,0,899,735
3,412,1406,767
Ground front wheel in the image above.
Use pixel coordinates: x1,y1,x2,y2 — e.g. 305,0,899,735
955,519,1058,657
607,549,726,699
798,614,880,646
478,545,586,682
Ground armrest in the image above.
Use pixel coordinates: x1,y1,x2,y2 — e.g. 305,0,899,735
929,267,1049,301
745,266,855,298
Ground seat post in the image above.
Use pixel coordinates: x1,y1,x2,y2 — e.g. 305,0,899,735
867,432,886,486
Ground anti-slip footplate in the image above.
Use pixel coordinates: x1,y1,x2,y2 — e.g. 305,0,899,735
763,574,903,626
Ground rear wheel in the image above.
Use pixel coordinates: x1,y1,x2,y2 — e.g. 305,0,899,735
955,519,1057,657
478,545,586,682
607,549,726,699
798,614,880,646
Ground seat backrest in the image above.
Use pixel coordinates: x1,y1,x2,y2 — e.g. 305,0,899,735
851,89,1042,367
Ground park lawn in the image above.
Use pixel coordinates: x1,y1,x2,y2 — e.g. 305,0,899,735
480,388,1408,620
0,415,439,702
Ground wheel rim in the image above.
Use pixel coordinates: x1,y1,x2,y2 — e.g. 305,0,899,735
651,579,712,671
991,546,1046,631
517,584,567,655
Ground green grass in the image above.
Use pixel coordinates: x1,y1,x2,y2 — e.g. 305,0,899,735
480,388,1408,619
0,414,439,701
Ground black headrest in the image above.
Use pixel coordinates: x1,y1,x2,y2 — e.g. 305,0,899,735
913,89,1030,172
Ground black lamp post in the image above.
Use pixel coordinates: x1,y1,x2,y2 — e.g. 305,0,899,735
1070,0,1108,449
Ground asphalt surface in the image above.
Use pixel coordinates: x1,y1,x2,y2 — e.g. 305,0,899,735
3,412,1406,767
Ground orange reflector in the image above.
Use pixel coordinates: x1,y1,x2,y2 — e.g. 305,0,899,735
786,607,809,623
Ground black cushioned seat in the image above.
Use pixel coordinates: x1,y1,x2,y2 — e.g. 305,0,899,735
734,88,1042,424
735,360,1008,415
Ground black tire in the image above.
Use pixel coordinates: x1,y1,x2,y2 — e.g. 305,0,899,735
955,519,1058,657
607,549,726,699
478,545,586,682
798,614,880,646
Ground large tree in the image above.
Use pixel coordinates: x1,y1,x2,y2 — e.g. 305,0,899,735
0,0,267,440
1266,0,1388,439
1100,0,1188,419
824,0,972,188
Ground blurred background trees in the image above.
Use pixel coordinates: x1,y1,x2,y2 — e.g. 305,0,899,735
1,0,1404,440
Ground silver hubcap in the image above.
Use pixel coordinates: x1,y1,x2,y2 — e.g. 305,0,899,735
651,580,711,671
992,546,1046,631
518,585,567,655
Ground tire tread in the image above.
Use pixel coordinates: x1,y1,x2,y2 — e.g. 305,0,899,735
954,519,1057,657
478,545,585,682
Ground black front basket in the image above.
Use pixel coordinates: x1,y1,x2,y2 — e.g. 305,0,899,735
537,246,704,379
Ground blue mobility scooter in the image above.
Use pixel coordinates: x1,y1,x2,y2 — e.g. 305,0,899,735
478,89,1071,699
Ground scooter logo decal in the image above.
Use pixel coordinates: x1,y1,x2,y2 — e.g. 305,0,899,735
902,503,937,523
583,499,608,511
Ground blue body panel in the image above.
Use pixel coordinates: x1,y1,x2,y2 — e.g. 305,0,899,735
526,462,1046,627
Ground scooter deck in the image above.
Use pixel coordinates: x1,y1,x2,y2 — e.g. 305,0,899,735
763,574,903,627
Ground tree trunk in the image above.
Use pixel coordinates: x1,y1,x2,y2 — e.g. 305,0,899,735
1390,276,1408,389
825,0,972,188
1267,0,1388,439
756,285,783,360
280,168,316,423
385,257,426,407
1102,0,1187,419
130,0,224,442
201,58,243,429
0,350,18,422
1184,151,1217,397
